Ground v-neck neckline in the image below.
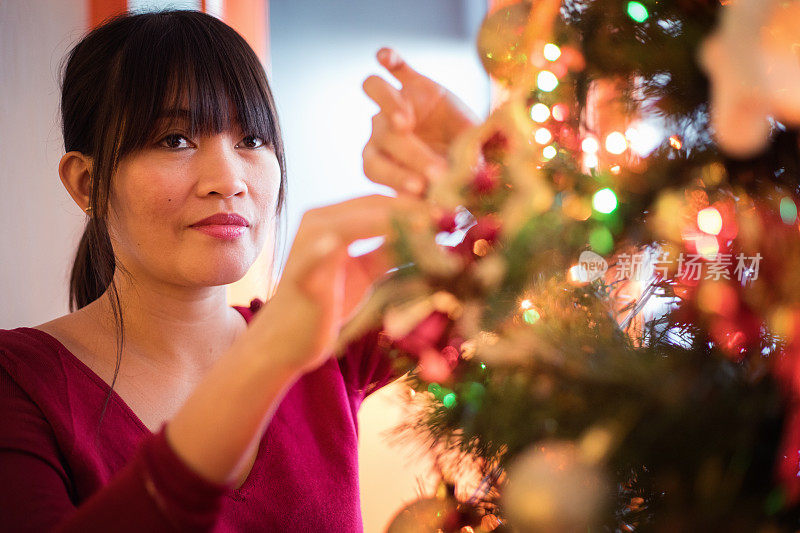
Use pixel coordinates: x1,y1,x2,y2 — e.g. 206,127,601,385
16,303,256,494
19,304,252,435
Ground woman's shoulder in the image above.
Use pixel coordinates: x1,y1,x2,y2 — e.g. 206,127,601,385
0,325,60,365
0,315,87,409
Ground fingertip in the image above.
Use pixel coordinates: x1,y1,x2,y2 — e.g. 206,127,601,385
377,47,391,62
378,47,403,70
362,75,376,92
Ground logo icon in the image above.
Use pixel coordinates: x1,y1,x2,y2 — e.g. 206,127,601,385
577,250,608,282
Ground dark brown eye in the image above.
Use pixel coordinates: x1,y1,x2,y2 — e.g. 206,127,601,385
159,133,192,149
237,135,266,149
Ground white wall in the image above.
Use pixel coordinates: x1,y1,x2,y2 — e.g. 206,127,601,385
0,0,88,328
268,2,489,531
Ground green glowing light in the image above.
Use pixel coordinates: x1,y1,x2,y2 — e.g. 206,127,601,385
523,308,541,324
627,1,649,23
589,226,614,255
427,382,442,399
592,188,618,214
780,196,798,224
442,392,457,408
480,362,487,370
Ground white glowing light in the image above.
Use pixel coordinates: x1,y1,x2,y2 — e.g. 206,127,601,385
581,136,600,154
696,234,719,260
535,128,553,144
584,153,599,168
592,188,618,214
542,145,558,160
537,70,559,92
626,121,663,157
697,207,723,235
605,131,628,155
530,103,550,123
543,43,561,61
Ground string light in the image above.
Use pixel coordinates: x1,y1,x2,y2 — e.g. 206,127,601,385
535,127,553,144
592,188,618,214
442,392,457,408
523,308,541,324
781,196,798,224
696,234,719,260
626,121,662,157
605,131,628,155
530,103,550,123
537,70,559,92
582,136,600,154
568,264,589,284
551,104,568,122
589,226,614,254
584,153,599,169
697,207,722,235
543,43,561,61
542,145,557,160
473,239,491,256
428,382,442,399
627,1,649,23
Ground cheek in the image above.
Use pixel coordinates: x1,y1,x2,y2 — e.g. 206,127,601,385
247,154,282,220
111,160,188,239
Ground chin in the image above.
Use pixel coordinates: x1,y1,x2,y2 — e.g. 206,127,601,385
187,254,256,286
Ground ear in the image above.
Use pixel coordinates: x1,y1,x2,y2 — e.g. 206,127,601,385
59,151,94,213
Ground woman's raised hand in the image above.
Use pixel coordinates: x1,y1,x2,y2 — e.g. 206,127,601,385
362,47,480,197
244,194,427,376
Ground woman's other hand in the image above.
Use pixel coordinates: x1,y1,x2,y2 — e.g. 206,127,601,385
362,47,480,197
244,194,428,376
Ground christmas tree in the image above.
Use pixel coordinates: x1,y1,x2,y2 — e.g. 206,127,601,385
339,0,800,530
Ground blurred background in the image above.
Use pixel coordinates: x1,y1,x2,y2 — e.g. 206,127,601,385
0,0,490,530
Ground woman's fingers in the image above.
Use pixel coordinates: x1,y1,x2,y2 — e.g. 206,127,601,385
362,143,428,196
376,47,427,88
362,75,414,131
287,194,429,283
349,243,395,284
342,244,395,318
364,113,447,191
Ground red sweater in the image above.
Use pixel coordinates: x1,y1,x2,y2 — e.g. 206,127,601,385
0,298,402,532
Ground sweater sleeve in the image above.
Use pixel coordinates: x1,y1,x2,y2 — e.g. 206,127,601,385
0,364,230,532
336,326,411,406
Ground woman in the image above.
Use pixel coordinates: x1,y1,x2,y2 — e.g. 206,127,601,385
0,10,470,531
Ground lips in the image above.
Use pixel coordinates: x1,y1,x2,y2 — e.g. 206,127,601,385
190,213,250,227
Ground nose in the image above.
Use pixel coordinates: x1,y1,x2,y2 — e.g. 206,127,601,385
195,137,248,199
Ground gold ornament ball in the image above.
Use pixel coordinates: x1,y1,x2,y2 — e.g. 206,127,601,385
501,440,609,532
477,1,534,84
386,496,457,533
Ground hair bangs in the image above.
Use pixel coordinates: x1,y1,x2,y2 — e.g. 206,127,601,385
112,10,281,158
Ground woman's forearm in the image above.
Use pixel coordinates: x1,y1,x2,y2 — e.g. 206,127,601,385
164,327,302,487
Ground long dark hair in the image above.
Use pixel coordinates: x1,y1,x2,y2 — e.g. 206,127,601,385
59,9,287,436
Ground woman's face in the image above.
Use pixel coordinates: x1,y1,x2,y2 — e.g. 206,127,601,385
106,109,281,289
